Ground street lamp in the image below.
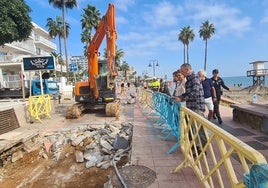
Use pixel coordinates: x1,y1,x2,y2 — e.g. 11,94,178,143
148,60,159,77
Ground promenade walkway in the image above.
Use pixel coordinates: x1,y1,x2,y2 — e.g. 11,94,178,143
0,89,267,187
128,95,268,187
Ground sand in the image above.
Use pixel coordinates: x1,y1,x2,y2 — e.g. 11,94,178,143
222,85,268,104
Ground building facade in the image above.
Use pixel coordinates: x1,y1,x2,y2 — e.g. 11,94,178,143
0,22,58,89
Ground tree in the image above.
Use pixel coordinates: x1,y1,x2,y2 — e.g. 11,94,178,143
103,45,124,67
81,4,101,56
0,0,33,45
48,0,78,79
120,61,130,78
199,20,215,71
46,16,70,76
178,26,195,64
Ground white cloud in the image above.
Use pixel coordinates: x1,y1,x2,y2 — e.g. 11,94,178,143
114,0,135,12
116,16,128,24
143,1,182,28
185,2,252,37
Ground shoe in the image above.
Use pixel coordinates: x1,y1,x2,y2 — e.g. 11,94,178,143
213,115,216,119
218,120,223,124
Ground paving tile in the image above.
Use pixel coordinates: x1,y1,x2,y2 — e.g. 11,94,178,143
254,136,268,142
153,159,179,167
154,166,186,181
147,181,159,188
130,97,268,188
245,140,268,150
158,180,190,188
131,159,155,170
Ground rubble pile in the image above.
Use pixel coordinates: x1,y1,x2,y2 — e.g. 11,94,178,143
1,121,133,170
42,121,133,169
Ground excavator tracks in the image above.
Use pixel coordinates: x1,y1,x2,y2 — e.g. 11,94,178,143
66,103,84,119
105,100,120,118
66,100,120,119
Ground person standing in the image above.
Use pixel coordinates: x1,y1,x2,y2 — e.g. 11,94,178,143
172,69,186,99
149,77,160,92
175,64,207,152
211,69,231,124
170,70,179,96
198,70,217,121
120,80,126,95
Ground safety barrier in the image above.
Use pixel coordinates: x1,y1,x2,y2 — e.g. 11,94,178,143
171,106,268,187
139,88,268,187
28,94,52,123
139,89,182,153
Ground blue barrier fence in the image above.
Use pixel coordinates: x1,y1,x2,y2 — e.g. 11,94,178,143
140,89,183,153
139,88,268,187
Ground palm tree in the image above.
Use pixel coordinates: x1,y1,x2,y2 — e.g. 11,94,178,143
199,20,215,71
48,0,78,79
178,26,195,64
103,45,125,67
46,16,70,76
81,5,101,55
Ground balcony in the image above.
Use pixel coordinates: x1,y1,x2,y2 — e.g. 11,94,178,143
4,41,36,55
0,55,25,63
34,35,57,51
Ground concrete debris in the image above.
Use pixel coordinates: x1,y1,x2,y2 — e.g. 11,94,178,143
113,136,129,150
23,136,43,153
100,139,114,151
126,94,136,104
40,121,133,169
75,150,84,163
11,150,23,163
85,160,97,168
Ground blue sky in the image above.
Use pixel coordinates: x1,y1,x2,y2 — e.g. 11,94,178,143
25,0,268,80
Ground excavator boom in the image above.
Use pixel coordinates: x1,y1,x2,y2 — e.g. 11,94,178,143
66,4,119,119
87,3,117,98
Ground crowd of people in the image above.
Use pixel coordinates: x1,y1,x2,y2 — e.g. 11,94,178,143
139,64,230,125
118,63,231,125
118,64,231,155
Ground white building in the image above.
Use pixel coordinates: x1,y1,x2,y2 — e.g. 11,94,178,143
0,22,59,89
69,55,87,73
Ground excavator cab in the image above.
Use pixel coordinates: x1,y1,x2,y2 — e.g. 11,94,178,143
74,60,116,106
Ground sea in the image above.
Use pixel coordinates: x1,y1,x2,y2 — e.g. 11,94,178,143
222,76,268,87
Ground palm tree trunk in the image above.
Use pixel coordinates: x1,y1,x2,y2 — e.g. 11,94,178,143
62,4,69,80
204,39,208,71
186,44,189,64
183,44,186,64
58,36,63,77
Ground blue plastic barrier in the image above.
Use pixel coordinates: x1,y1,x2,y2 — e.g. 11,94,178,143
153,92,183,153
244,164,268,188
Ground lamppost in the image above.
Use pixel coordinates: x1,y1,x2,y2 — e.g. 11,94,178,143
148,60,159,77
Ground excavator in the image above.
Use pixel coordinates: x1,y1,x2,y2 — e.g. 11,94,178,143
66,4,120,119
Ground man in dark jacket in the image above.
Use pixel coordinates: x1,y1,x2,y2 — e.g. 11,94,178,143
211,69,231,124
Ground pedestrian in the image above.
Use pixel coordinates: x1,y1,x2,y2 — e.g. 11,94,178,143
143,81,148,89
159,78,165,93
120,80,126,95
211,69,231,124
175,63,207,156
169,70,179,96
198,70,217,121
149,77,160,92
171,69,186,99
134,81,140,93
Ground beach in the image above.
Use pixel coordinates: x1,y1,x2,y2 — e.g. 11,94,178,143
222,85,268,104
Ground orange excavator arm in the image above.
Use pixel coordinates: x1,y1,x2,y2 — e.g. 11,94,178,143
87,3,117,99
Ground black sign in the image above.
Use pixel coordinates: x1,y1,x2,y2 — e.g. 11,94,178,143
23,56,55,71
